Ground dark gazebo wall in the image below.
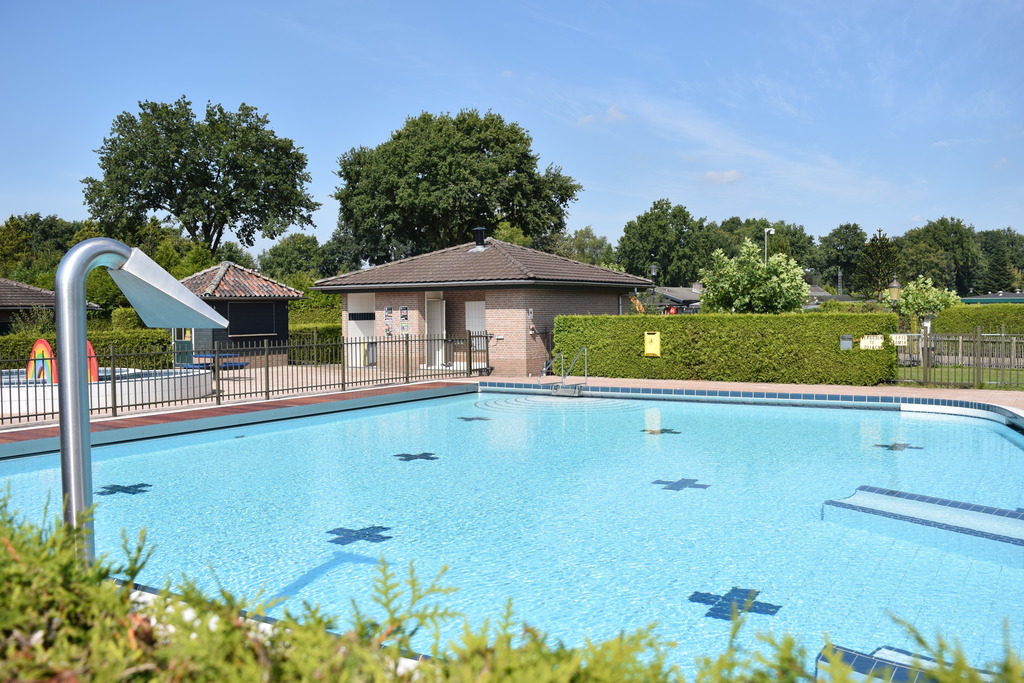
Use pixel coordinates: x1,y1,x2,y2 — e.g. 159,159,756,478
191,300,291,350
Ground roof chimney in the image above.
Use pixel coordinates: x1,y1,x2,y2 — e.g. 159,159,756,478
472,226,486,247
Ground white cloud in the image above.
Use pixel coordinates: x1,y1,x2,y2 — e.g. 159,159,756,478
995,157,1009,169
605,105,626,122
576,114,597,126
704,170,743,184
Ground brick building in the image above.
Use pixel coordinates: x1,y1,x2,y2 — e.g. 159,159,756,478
313,235,652,376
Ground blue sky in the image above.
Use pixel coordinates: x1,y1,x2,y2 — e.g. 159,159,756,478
2,1,1021,257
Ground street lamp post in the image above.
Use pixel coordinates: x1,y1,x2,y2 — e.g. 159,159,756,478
764,227,775,265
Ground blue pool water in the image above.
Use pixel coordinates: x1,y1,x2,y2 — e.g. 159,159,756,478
2,392,1023,674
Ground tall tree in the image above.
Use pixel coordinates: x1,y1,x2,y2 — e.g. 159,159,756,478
698,239,809,313
83,96,320,252
815,223,867,293
617,199,727,286
334,110,580,265
718,217,816,268
318,226,363,277
900,217,981,294
853,229,902,299
977,245,1016,293
258,233,323,280
552,226,613,265
215,242,257,270
976,227,1024,292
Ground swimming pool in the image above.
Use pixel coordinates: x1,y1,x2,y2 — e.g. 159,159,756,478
2,390,1023,674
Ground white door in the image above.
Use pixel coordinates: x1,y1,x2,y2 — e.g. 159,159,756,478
347,293,375,366
465,301,486,352
426,298,446,367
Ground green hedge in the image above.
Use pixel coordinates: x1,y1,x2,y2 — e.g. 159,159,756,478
935,303,1024,334
110,307,144,330
0,329,172,370
554,313,898,386
287,323,344,364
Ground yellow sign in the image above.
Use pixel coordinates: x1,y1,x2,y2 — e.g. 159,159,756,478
644,331,661,357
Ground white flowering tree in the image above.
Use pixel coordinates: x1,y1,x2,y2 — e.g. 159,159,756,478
894,276,961,327
698,239,809,313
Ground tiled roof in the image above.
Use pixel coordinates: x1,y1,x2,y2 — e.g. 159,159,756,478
0,277,101,311
314,238,652,291
180,262,304,300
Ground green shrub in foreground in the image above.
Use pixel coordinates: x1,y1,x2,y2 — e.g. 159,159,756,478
2,494,1020,681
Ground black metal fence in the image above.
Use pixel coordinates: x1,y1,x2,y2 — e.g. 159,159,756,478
1,332,490,426
896,327,1024,389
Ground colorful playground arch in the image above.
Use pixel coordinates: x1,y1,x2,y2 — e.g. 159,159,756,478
25,339,99,383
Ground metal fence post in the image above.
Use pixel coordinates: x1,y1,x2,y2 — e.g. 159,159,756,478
975,326,983,389
341,335,347,391
404,334,410,384
466,330,473,378
264,339,271,400
213,340,221,405
109,345,117,417
922,328,930,385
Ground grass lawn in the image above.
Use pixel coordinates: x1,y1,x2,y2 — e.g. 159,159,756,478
897,365,1024,389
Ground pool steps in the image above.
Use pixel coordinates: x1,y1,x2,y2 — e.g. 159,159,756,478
822,486,1024,569
815,644,995,682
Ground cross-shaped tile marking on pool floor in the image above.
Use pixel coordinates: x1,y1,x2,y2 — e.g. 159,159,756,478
327,526,393,546
873,443,923,451
642,428,681,435
458,416,491,421
95,483,152,496
653,478,710,491
689,588,781,620
393,452,438,461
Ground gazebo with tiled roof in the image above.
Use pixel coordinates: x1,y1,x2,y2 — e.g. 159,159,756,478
178,262,303,353
313,234,651,376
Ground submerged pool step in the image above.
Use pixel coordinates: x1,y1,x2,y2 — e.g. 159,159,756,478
822,486,1024,569
815,644,995,682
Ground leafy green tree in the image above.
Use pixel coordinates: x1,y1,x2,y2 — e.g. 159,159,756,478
854,229,902,300
900,217,981,294
83,96,320,252
318,226,362,277
815,223,866,293
976,228,1024,292
334,109,580,265
492,221,533,247
899,239,952,287
718,217,817,268
215,241,257,270
977,247,1016,293
617,199,727,286
551,226,613,265
258,233,322,280
0,216,30,277
895,276,962,324
698,239,809,313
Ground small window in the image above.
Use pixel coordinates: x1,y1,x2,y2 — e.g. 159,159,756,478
227,302,275,336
